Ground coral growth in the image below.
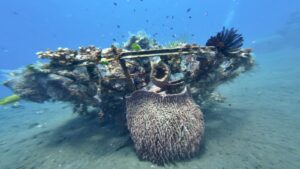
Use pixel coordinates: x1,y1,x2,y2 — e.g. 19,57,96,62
3,30,255,165
124,32,160,50
37,46,102,67
4,30,254,124
126,87,204,165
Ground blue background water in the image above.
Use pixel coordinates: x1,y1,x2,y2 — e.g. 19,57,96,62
0,0,299,69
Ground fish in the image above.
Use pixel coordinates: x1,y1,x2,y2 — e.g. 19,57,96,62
113,2,118,6
12,11,19,15
0,94,21,106
186,8,191,13
152,33,158,37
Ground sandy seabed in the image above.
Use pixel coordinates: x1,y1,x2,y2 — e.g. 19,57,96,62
0,48,299,169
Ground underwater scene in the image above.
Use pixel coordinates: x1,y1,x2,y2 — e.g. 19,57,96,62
0,0,300,168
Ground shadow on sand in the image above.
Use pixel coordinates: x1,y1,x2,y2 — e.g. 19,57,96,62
27,103,249,164
34,116,131,157
203,104,250,140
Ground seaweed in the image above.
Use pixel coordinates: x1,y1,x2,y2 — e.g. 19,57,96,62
206,27,244,55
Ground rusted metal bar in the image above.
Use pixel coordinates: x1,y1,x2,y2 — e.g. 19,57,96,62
118,58,136,92
119,45,213,60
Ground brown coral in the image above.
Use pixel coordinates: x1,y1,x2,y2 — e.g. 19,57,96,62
126,87,204,165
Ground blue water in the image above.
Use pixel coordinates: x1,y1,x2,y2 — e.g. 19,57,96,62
0,0,300,168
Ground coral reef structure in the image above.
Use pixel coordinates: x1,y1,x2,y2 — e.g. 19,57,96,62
3,28,255,164
126,87,204,165
4,28,253,120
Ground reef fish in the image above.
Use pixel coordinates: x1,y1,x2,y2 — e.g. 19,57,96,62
0,94,21,106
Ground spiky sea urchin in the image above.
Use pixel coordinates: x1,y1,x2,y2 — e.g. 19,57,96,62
126,87,204,165
206,27,244,55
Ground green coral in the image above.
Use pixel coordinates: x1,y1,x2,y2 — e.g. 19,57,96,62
100,61,109,65
131,43,142,51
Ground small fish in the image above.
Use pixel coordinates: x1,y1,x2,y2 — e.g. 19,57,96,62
0,94,21,106
12,11,19,15
171,16,174,19
170,27,174,30
172,34,176,38
186,8,191,13
188,16,192,19
117,25,121,28
166,16,169,19
113,2,118,6
112,38,117,42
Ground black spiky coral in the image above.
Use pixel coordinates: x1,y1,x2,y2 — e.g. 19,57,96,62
206,27,244,55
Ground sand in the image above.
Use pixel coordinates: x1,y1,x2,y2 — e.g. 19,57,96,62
0,48,300,169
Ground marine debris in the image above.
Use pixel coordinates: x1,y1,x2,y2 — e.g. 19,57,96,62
3,28,254,165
